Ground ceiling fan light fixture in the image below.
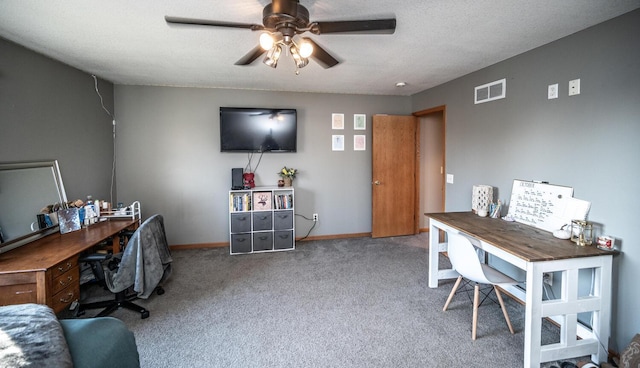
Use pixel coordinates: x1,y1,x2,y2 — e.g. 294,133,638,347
259,33,275,50
290,44,309,68
298,40,313,58
263,45,282,68
165,4,396,70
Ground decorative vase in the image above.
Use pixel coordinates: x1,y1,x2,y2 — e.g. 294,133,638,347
283,177,292,187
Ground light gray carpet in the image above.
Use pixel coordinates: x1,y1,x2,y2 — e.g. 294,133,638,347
69,233,590,368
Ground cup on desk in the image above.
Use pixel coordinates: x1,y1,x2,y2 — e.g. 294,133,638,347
48,212,58,226
477,209,488,217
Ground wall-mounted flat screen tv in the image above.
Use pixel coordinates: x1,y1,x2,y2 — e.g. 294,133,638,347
220,107,297,153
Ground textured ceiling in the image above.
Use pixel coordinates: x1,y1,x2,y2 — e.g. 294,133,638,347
1,1,639,96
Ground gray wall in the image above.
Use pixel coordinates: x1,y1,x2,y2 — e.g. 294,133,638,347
412,9,640,351
0,37,116,203
113,86,410,245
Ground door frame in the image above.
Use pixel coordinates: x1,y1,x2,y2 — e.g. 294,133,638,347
413,105,446,232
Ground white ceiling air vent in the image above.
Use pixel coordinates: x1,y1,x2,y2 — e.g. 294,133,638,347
474,78,506,104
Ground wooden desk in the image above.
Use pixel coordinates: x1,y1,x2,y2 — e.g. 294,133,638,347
0,219,137,313
427,212,614,368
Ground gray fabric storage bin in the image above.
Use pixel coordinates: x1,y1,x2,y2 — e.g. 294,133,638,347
230,213,251,233
274,210,294,230
253,232,273,251
274,230,294,250
252,212,273,231
231,233,252,253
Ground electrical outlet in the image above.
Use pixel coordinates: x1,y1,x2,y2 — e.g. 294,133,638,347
312,213,318,222
543,272,553,286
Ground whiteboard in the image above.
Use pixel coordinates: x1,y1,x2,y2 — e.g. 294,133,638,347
505,180,578,232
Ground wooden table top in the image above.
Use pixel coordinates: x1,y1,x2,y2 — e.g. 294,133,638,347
0,219,137,273
426,212,616,263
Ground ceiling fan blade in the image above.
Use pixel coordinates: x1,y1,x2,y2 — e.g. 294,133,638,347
235,45,267,66
165,16,264,31
303,38,339,69
313,19,396,34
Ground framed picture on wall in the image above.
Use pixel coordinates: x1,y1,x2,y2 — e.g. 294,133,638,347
332,135,344,151
354,135,366,151
354,114,366,130
332,113,344,129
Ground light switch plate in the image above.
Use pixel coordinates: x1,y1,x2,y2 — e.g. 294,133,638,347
548,84,558,99
446,174,454,184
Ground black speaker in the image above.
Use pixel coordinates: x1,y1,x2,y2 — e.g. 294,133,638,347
231,168,244,190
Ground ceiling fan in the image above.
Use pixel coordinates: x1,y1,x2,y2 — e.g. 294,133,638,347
165,0,396,71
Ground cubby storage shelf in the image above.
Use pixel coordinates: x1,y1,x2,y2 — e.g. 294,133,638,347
229,187,295,255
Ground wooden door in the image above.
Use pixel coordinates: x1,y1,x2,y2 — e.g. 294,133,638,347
371,115,418,238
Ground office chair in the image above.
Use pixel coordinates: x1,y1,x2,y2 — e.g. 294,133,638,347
442,232,518,340
78,214,172,319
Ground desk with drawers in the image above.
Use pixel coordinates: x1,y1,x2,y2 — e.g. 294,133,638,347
0,219,137,313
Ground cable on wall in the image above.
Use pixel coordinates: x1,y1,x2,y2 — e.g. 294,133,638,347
295,214,317,240
92,75,116,205
93,75,113,118
244,151,265,175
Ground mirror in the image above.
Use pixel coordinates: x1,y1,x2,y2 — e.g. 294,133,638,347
0,160,68,253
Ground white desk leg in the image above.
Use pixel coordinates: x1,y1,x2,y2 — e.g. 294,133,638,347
593,255,613,364
428,219,441,288
524,261,543,368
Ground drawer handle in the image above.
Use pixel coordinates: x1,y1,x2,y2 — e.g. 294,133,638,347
59,276,73,286
59,291,75,303
57,262,73,272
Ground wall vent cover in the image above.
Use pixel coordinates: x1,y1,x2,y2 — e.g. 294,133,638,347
474,78,506,104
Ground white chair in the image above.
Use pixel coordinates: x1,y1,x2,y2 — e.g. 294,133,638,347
442,232,518,340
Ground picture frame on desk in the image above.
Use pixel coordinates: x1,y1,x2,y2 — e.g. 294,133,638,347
57,208,81,234
252,192,272,211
